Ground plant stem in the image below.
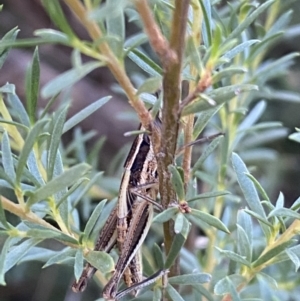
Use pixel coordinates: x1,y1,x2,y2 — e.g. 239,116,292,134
158,0,191,278
1,196,78,247
134,0,175,65
2,196,54,230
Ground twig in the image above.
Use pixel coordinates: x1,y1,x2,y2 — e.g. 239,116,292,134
176,132,225,156
156,0,191,280
1,196,55,230
1,196,79,248
134,0,177,66
178,70,213,115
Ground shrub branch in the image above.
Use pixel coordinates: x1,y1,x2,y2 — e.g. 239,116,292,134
63,0,152,129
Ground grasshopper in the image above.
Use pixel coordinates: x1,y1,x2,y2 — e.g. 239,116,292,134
72,119,163,300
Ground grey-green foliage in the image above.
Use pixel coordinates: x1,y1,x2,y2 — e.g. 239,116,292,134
0,43,113,286
0,1,300,301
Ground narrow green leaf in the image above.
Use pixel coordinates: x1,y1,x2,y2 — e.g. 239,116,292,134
0,118,29,131
7,91,31,127
166,284,185,301
268,207,300,220
63,96,111,134
24,222,78,244
164,218,189,269
153,207,178,223
193,284,214,301
84,198,107,239
0,197,11,230
214,274,245,296
74,249,84,281
43,247,76,268
237,225,252,261
85,251,114,274
128,49,162,77
248,32,283,64
153,287,162,301
47,107,69,180
239,122,282,133
4,238,41,273
15,119,48,183
56,178,87,209
52,151,69,229
199,0,212,46
26,228,64,239
182,84,258,116
187,190,230,202
222,40,259,61
252,240,295,268
186,178,197,201
260,89,300,104
245,173,270,202
136,77,161,95
153,243,164,269
27,150,44,185
0,27,19,69
87,136,106,167
212,67,247,84
89,0,127,22
72,171,104,209
168,165,185,201
105,0,125,57
208,84,258,104
217,247,250,267
253,53,299,83
124,32,147,51
190,209,230,233
142,249,155,276
26,163,91,207
41,0,77,38
232,153,270,238
40,93,60,119
243,209,273,227
41,61,103,98
275,192,285,209
211,24,223,59
192,135,223,173
169,273,211,285
34,29,70,45
268,9,292,36
226,278,241,301
26,47,40,123
0,167,15,187
269,245,300,265
174,213,186,234
18,247,56,264
285,248,300,272
2,131,16,182
0,83,15,93
0,237,12,285
291,196,300,211
289,131,300,143
193,105,222,139
224,0,274,44
186,36,202,74
257,272,278,288
237,210,253,246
